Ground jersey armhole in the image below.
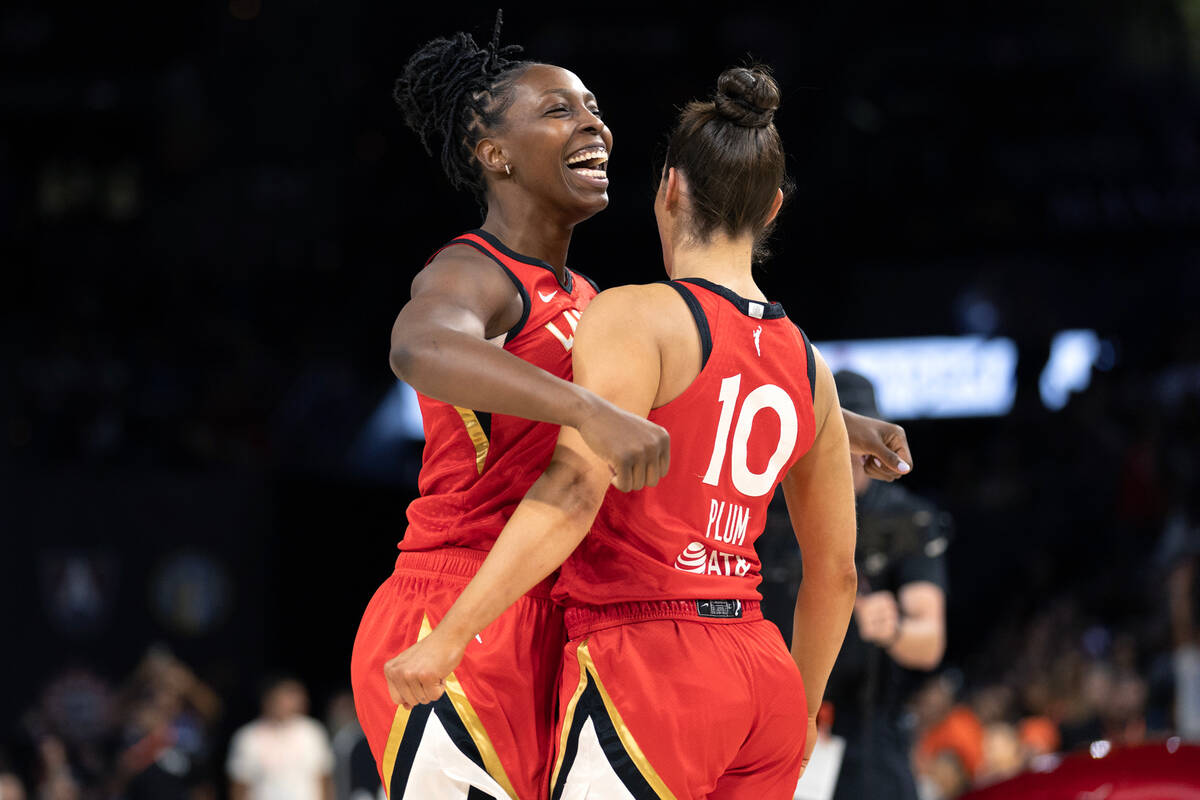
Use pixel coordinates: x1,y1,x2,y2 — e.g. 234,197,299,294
573,270,601,294
429,238,532,340
796,324,816,402
663,281,713,369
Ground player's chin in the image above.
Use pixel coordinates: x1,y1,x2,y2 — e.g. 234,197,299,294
559,191,609,225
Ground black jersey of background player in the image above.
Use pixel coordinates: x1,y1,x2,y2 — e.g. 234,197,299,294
825,480,952,725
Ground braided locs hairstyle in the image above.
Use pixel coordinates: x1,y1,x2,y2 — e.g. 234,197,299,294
394,10,532,211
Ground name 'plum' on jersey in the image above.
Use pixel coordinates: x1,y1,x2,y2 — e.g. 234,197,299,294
400,230,599,553
554,278,817,607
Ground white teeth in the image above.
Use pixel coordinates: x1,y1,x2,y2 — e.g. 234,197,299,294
575,168,607,180
566,147,608,165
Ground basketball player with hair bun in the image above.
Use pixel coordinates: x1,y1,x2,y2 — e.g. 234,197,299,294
388,65,862,798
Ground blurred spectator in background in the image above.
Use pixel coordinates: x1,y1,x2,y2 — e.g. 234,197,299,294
1161,494,1200,740
0,773,25,800
911,674,981,799
226,677,333,800
111,646,222,800
825,371,950,800
22,669,113,795
34,737,79,800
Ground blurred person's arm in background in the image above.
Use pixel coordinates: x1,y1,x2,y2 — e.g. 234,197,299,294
854,534,948,670
323,774,335,800
170,658,222,722
229,781,247,800
887,581,946,670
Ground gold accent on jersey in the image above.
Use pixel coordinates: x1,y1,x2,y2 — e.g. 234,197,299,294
453,406,490,474
576,641,678,799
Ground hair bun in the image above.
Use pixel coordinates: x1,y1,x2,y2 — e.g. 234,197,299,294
714,66,780,128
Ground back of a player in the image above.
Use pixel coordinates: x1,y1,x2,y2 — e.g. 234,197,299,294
550,278,817,800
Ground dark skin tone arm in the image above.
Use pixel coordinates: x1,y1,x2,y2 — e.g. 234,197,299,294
390,247,670,491
394,248,911,486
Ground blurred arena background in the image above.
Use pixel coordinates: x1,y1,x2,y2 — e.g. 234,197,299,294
2,1,1199,798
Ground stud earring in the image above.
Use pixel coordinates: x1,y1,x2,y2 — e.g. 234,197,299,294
504,163,512,176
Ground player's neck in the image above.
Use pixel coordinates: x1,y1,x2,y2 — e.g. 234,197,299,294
480,205,574,274
667,235,765,302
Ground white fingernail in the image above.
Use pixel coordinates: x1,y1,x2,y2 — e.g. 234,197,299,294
897,460,910,472
872,457,882,467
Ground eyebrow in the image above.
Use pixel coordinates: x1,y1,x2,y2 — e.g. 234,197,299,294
541,88,598,102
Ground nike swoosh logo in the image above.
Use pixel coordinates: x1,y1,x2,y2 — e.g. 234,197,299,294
538,290,558,302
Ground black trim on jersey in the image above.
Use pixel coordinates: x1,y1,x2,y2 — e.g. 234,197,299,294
551,674,662,800
467,228,575,293
389,702,433,798
797,325,816,402
444,238,532,340
475,410,492,443
467,789,497,800
662,281,712,369
677,277,786,319
575,270,601,295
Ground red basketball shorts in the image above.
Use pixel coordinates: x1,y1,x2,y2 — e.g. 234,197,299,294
549,601,807,800
351,547,564,800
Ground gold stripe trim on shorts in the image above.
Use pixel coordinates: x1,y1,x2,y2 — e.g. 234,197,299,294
549,642,591,790
378,614,437,798
380,701,411,799
576,641,678,800
454,406,490,474
427,613,518,800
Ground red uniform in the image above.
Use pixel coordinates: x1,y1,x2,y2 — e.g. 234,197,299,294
351,229,598,800
550,278,817,800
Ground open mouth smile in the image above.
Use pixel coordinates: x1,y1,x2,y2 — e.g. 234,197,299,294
565,145,609,186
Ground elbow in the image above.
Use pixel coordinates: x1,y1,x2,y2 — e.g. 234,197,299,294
829,553,859,596
390,329,437,382
906,649,945,673
837,559,859,599
538,459,607,523
896,624,946,671
389,340,416,381
560,473,609,524
806,556,858,599
916,632,947,671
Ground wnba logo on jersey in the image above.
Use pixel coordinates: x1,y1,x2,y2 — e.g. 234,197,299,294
673,541,752,577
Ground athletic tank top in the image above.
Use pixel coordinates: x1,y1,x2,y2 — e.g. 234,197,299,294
400,229,599,553
553,278,817,605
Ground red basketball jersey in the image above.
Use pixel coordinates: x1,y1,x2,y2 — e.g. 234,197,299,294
400,230,599,553
554,278,817,606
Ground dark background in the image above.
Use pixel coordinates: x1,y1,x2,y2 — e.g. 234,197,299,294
3,0,1199,796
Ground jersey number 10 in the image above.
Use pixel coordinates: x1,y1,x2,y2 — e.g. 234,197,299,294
702,373,799,497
